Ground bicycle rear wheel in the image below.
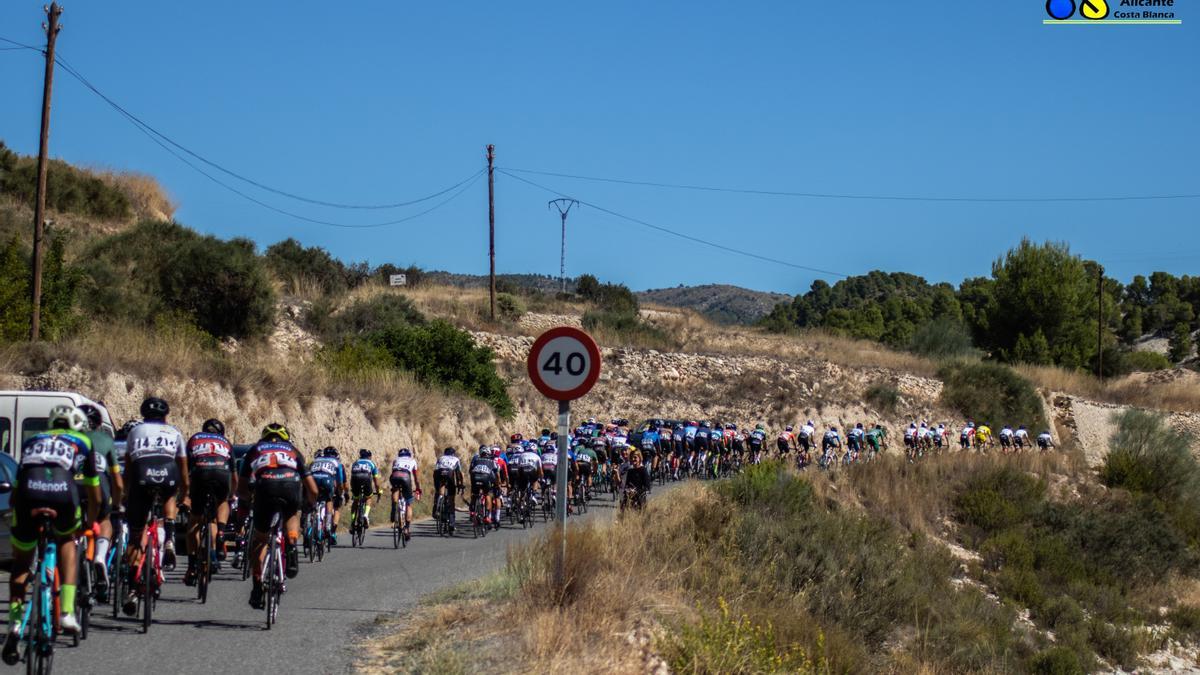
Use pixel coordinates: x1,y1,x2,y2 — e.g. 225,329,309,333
142,549,154,634
264,545,276,630
198,519,210,604
78,555,91,641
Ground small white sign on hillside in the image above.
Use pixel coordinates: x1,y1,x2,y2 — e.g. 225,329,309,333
389,274,407,287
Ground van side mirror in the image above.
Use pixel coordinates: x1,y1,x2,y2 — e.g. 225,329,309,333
0,482,11,494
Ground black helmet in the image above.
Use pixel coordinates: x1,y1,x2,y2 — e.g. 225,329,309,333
140,396,169,420
117,419,140,441
202,418,225,435
359,448,372,459
78,404,104,431
444,446,457,456
322,446,339,458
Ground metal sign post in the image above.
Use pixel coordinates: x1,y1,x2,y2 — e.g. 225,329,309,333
526,326,601,594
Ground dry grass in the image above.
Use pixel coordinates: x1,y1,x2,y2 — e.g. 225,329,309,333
0,321,454,425
94,170,177,222
1017,364,1200,414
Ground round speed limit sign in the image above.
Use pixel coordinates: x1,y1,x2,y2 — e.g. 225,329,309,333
526,326,602,401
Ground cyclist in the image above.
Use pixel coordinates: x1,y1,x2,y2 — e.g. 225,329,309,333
389,449,420,539
183,418,236,587
998,425,1015,452
847,423,864,461
122,397,187,615
78,403,122,603
798,421,816,455
933,423,947,451
639,423,659,480
468,447,499,526
748,423,767,464
4,405,99,653
975,423,993,451
1015,425,1030,450
512,442,542,508
239,423,317,609
865,424,887,459
329,448,350,545
539,441,562,509
904,423,919,456
491,445,508,529
821,426,842,467
1036,430,1055,451
433,448,464,532
309,447,345,545
959,422,976,450
350,449,381,526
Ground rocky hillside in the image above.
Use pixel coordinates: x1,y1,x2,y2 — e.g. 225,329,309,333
637,284,790,324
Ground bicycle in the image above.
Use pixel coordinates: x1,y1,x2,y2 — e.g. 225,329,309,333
74,524,97,643
468,490,487,539
130,494,167,634
108,513,129,620
195,494,217,604
571,476,588,515
434,487,457,536
349,495,371,548
391,494,408,549
302,503,327,563
6,509,61,674
261,511,286,630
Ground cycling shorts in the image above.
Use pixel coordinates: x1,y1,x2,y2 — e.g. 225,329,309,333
776,438,790,453
513,467,538,494
252,480,302,534
470,475,497,498
77,473,112,523
822,439,838,452
577,462,593,478
11,467,80,550
847,437,862,451
350,475,375,498
542,466,557,485
389,471,414,504
127,461,179,544
433,469,459,495
313,475,336,502
189,468,232,511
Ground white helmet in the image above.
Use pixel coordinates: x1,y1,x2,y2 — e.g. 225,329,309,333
48,405,88,432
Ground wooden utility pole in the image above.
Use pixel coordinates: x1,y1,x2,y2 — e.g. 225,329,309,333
487,144,496,321
1097,265,1104,380
30,2,63,342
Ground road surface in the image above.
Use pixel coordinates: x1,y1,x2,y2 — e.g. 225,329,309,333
1,494,628,674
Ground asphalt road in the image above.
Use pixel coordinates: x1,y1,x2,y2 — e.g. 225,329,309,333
0,493,627,674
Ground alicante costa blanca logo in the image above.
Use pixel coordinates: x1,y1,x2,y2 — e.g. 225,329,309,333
1044,0,1182,23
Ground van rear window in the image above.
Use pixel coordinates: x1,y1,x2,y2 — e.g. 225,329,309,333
22,418,48,444
0,417,9,456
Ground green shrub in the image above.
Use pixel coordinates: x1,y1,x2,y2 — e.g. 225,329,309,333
265,238,367,295
581,309,676,350
0,234,81,342
1167,605,1200,641
1088,620,1138,670
659,598,823,674
1101,409,1200,507
909,317,978,360
1031,647,1085,675
864,383,900,412
955,466,1045,537
496,293,525,322
0,141,131,220
331,294,424,339
82,220,275,340
939,361,1047,430
576,274,638,314
1124,350,1171,372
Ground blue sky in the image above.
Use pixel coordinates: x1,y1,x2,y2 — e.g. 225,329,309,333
0,2,1196,295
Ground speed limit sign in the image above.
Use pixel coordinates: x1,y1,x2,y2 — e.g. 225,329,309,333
526,326,602,401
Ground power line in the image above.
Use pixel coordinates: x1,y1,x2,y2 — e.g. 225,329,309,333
47,50,477,211
498,169,849,277
503,166,1200,204
51,56,484,229
0,36,40,50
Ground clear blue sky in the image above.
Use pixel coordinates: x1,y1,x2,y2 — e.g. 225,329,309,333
1,2,1196,295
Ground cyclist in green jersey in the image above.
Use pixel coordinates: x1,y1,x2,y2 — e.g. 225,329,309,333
78,404,123,603
865,425,887,455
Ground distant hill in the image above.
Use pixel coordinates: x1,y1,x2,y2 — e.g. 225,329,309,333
422,271,570,294
637,284,791,325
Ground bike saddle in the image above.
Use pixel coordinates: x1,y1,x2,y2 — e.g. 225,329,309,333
31,507,58,519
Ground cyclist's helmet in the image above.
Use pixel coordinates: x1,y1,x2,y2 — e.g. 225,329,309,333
856,422,864,429
480,447,492,458
807,420,815,427
510,433,523,443
140,396,169,420
785,425,794,432
830,426,838,433
755,423,765,430
700,420,709,428
117,419,140,441
541,429,551,437
202,418,225,435
261,422,290,442
1019,425,1027,430
587,417,596,424
48,405,88,432
398,448,411,457
322,446,339,458
78,403,104,431
728,423,738,430
444,447,457,456
549,432,558,441
359,448,372,459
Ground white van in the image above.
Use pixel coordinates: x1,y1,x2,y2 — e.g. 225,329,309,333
0,390,115,460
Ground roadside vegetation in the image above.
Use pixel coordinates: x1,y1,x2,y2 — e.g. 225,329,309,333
364,413,1200,674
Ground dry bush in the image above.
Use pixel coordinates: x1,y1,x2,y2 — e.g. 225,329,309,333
95,170,177,222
